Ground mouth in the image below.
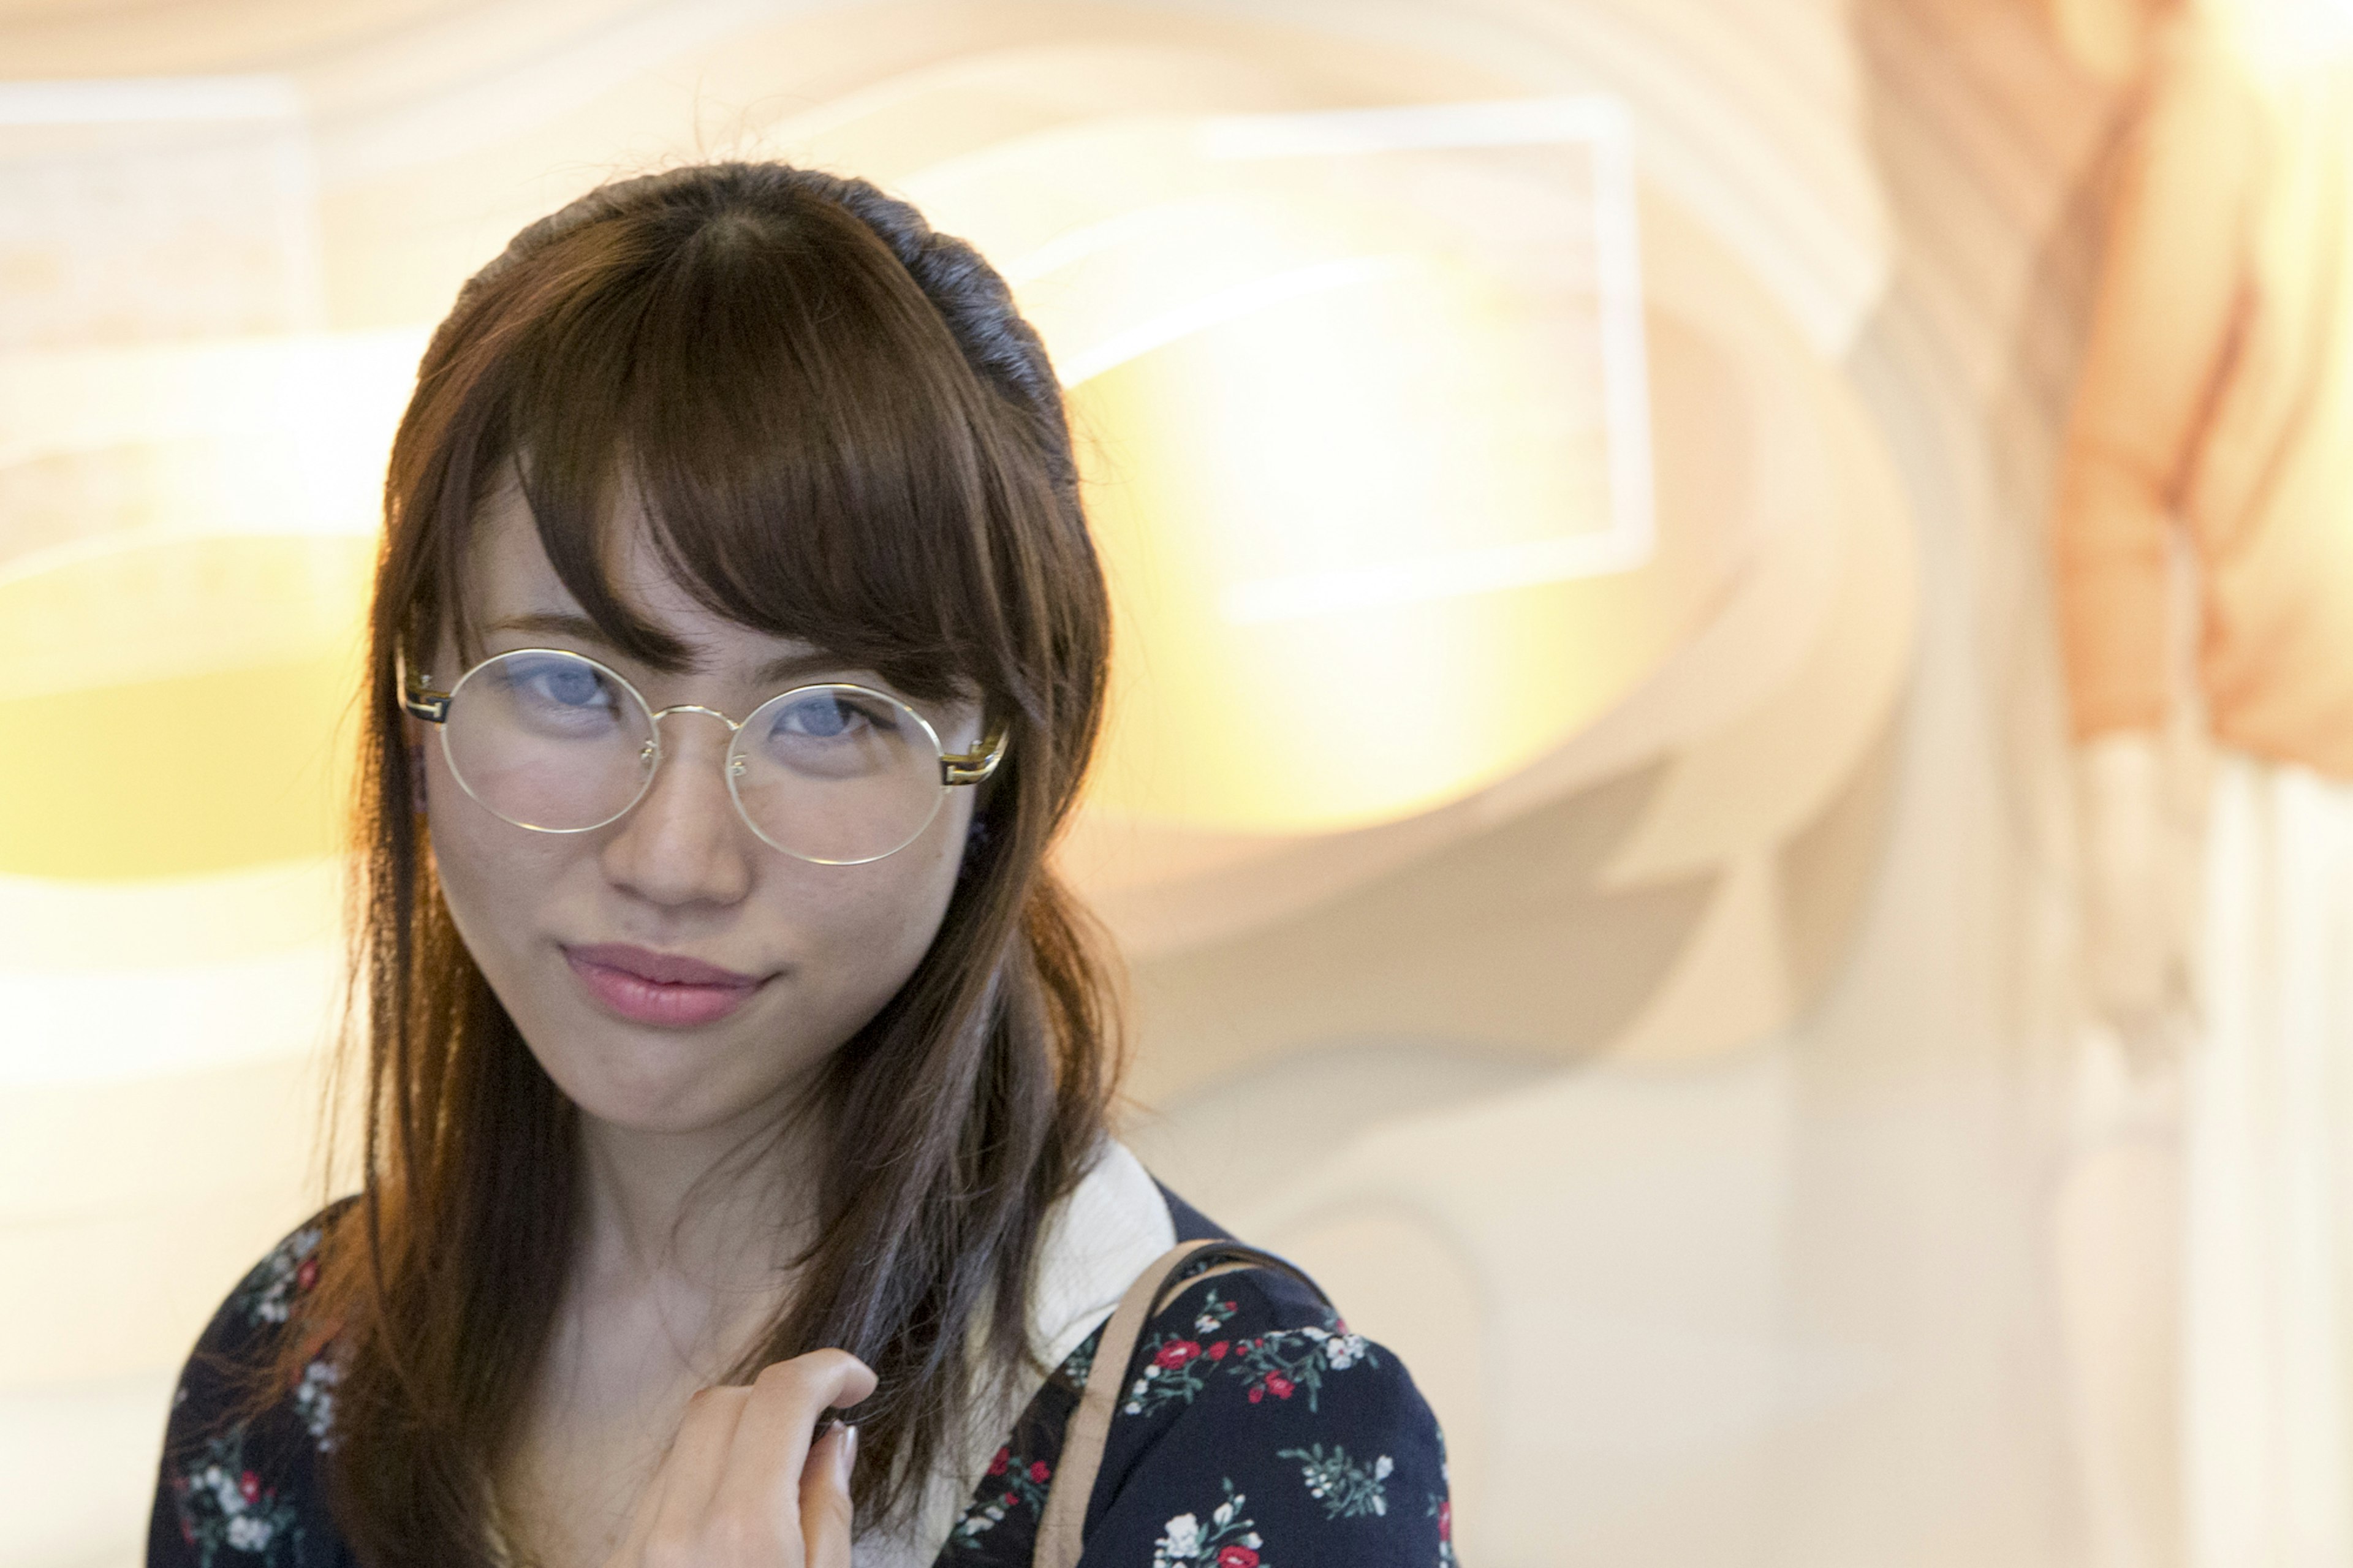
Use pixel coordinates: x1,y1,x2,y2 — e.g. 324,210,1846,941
563,943,767,1028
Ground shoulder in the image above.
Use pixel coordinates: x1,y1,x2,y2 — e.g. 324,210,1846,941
219,1203,347,1341
149,1201,355,1567
936,1179,1453,1567
1084,1197,1454,1567
184,1199,353,1418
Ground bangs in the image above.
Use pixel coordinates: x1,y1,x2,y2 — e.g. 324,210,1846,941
453,194,1022,703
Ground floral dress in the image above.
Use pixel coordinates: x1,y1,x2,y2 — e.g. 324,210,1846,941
148,1186,1454,1567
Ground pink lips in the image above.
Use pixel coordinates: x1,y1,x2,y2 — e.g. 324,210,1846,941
564,943,765,1028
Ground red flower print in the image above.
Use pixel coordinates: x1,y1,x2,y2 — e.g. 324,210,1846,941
1154,1339,1201,1369
1217,1549,1260,1568
240,1471,260,1502
295,1257,319,1292
1248,1385,1265,1404
1265,1374,1295,1400
1205,1341,1229,1361
987,1447,1009,1476
1028,1460,1051,1482
1001,1491,1018,1507
1439,1501,1453,1540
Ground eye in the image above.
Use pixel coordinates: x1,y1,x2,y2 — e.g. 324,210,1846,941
769,690,880,741
535,664,610,708
507,654,615,711
477,653,631,741
747,687,926,783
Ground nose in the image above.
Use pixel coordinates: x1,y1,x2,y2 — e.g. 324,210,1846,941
597,708,754,908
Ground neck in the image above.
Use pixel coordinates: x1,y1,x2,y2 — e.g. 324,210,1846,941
570,1075,824,1358
493,1082,828,1567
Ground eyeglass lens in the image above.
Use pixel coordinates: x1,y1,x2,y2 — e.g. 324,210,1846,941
438,650,950,863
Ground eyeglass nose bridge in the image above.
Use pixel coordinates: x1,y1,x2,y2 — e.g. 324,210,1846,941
640,702,749,774
647,702,746,735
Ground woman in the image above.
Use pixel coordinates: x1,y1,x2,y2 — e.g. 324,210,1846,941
147,163,1450,1568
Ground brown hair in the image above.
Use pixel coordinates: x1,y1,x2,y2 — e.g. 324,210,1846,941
298,162,1120,1562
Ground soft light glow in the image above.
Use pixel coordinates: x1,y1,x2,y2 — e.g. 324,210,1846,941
0,329,427,533
903,98,1658,834
0,75,298,126
0,533,374,881
2208,0,2353,70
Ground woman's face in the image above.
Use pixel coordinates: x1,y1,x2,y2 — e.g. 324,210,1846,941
418,485,983,1138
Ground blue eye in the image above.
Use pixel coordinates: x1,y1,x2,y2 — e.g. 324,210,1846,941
529,661,608,708
491,653,621,730
748,688,925,784
771,692,868,740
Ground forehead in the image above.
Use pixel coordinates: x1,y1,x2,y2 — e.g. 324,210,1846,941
462,477,822,673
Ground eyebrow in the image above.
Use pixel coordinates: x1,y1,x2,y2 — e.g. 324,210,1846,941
483,612,854,689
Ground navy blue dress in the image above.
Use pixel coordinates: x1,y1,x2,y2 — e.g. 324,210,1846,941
148,1184,1455,1567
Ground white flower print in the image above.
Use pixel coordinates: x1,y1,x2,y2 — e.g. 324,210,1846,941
1157,1511,1203,1563
1151,1483,1268,1567
294,1354,341,1448
1278,1443,1394,1520
170,1427,303,1564
226,1513,275,1550
1324,1332,1370,1371
232,1224,324,1327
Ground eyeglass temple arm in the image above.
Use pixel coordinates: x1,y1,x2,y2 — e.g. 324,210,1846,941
397,653,452,724
941,725,1008,787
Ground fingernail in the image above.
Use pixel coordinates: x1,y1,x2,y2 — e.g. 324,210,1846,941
836,1423,858,1490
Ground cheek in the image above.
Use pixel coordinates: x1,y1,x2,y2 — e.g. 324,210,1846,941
792,808,970,972
422,743,576,963
776,800,976,1020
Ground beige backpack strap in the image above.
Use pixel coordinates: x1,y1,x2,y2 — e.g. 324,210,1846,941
1031,1239,1328,1568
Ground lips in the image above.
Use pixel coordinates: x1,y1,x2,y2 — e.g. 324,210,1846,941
563,943,765,1028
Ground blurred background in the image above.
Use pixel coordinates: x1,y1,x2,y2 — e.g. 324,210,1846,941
7,0,2351,1564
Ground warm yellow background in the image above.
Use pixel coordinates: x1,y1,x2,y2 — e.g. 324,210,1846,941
0,1,2151,1564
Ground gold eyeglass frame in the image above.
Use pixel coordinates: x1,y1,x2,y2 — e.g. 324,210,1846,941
398,647,1007,865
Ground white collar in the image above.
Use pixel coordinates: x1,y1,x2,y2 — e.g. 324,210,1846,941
854,1138,1176,1568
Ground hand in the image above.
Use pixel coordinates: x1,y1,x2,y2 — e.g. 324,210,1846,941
603,1349,877,1568
2075,732,2200,1073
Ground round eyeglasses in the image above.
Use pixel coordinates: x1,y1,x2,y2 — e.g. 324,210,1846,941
401,648,1006,865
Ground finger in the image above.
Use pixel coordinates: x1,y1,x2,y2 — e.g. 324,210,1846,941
633,1384,754,1555
799,1420,858,1568
709,1350,877,1547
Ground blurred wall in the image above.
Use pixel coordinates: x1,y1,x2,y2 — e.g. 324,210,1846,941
0,2,2116,1564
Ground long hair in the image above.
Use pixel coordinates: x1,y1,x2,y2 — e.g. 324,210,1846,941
294,162,1120,1564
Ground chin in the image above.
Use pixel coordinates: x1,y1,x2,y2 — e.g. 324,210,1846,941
572,1071,767,1138
536,1018,779,1137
